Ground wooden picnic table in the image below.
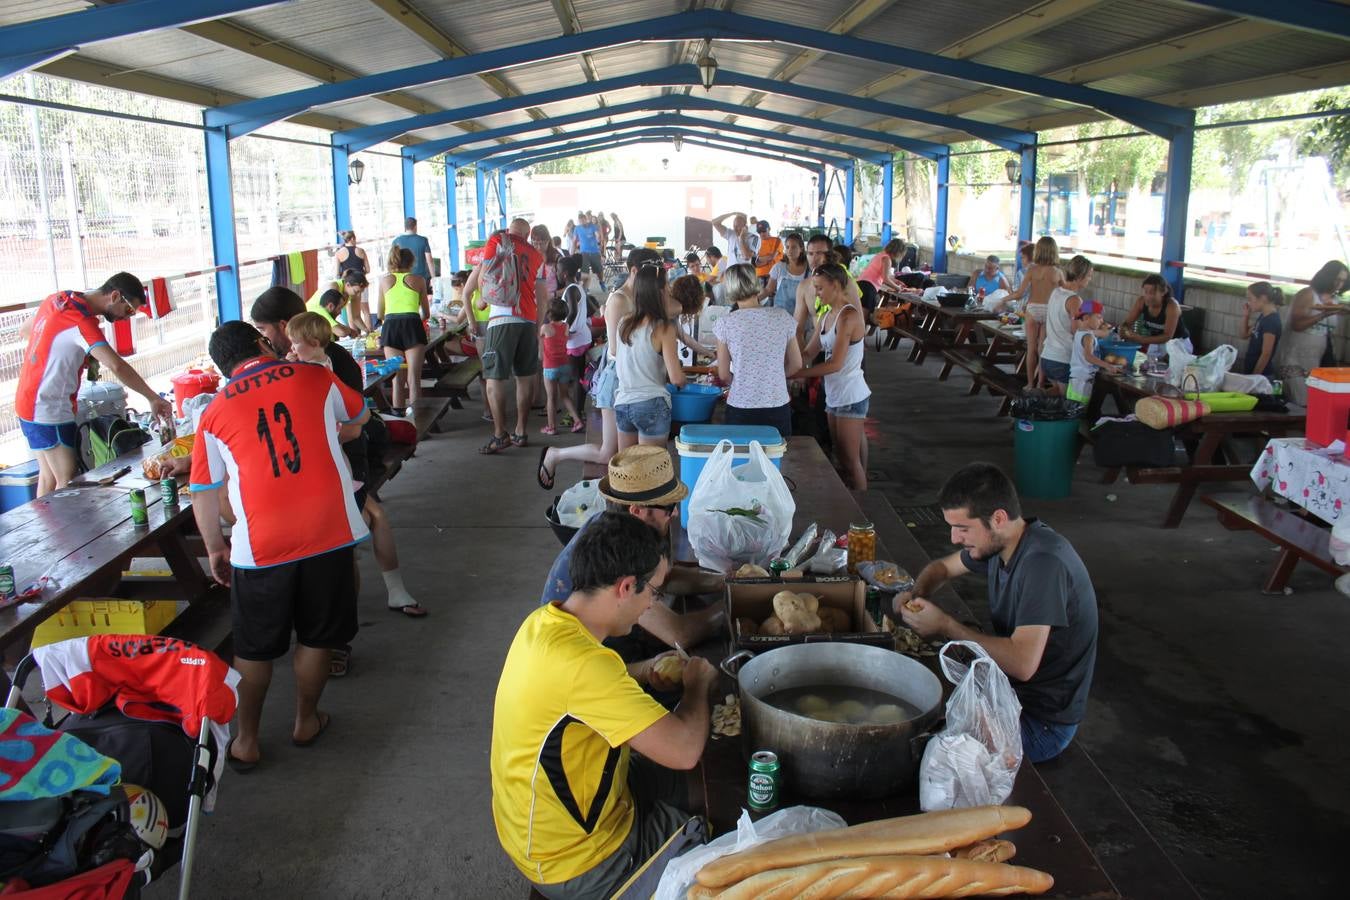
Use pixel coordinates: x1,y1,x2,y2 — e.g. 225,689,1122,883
1092,372,1306,527
683,437,1120,898
906,298,999,374
973,319,1028,373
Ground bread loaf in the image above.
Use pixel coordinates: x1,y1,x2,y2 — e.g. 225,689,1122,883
714,855,1053,899
951,839,1015,864
695,806,1032,888
686,885,719,899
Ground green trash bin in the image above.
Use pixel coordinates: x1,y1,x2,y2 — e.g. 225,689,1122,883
1013,416,1081,499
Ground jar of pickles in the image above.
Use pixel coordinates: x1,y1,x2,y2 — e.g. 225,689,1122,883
847,521,875,575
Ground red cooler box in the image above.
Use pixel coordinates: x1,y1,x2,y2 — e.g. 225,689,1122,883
1305,367,1350,447
171,369,220,416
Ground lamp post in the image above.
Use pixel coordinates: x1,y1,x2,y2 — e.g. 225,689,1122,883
348,158,365,186
697,54,718,91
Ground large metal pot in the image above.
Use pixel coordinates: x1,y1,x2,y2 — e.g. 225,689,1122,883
722,642,942,800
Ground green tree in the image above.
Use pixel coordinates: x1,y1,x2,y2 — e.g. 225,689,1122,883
1299,93,1350,185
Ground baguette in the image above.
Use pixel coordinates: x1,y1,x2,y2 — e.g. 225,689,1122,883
715,855,1053,899
695,806,1032,888
686,885,719,899
951,839,1016,864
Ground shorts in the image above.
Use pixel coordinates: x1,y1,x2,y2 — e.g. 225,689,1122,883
482,321,540,379
1066,378,1094,405
590,358,619,409
20,419,78,452
1021,712,1078,764
381,313,427,351
827,397,870,419
544,366,576,383
725,403,792,437
1040,358,1071,385
230,545,359,661
614,397,672,438
1026,303,1047,323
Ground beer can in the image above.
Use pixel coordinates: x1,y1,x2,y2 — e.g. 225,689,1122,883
129,488,149,526
0,564,15,602
161,478,179,506
768,557,789,578
747,750,780,812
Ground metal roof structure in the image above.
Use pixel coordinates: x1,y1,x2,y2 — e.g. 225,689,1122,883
1,0,1346,319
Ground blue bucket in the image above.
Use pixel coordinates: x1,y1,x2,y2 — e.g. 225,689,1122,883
1098,339,1141,368
667,383,723,423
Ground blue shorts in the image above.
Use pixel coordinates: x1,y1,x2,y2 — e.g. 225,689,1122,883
1040,358,1071,385
827,397,870,419
614,397,672,439
590,358,618,410
544,366,576,383
1020,712,1078,764
20,419,78,452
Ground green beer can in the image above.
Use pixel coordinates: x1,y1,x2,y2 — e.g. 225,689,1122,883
161,478,179,506
747,750,780,812
129,488,149,526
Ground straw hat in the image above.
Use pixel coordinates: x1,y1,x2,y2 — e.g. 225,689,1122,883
599,446,688,507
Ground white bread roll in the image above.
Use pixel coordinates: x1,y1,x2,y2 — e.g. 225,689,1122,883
715,855,1053,899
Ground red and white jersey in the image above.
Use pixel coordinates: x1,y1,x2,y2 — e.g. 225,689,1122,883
189,357,369,568
15,291,109,423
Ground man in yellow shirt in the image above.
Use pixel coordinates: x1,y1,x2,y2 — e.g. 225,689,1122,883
491,512,718,898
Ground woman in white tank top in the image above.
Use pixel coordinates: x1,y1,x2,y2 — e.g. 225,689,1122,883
796,262,872,491
613,263,685,449
1038,255,1094,392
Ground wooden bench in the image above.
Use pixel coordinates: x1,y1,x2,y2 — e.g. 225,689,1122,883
939,347,1024,415
370,397,451,496
427,358,483,410
1201,494,1347,593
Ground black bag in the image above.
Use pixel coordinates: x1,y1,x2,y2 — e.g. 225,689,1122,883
1091,420,1176,467
79,414,151,470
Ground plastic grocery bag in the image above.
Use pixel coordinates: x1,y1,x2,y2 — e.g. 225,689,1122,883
686,439,795,573
919,641,1023,811
556,478,604,529
982,289,1009,311
654,806,846,900
1167,339,1236,392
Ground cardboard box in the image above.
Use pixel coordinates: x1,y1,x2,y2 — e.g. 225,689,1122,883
725,577,889,650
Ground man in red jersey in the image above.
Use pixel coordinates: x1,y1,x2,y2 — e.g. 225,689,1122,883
16,272,172,495
190,321,369,771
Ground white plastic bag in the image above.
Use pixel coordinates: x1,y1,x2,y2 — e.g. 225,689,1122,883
654,806,846,900
922,286,944,302
1167,339,1236,391
981,289,1009,311
686,440,795,573
919,641,1023,811
1221,371,1273,395
556,478,604,529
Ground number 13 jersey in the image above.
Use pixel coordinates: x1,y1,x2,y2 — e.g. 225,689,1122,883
190,358,370,568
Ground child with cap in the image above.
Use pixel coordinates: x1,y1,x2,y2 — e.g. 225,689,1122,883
1067,298,1121,405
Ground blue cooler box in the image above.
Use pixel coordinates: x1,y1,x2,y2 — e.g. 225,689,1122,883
674,425,787,521
0,460,40,513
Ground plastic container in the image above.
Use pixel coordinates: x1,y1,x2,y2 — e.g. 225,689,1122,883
0,460,40,513
666,383,724,423
170,369,220,416
1182,391,1259,412
1013,417,1081,499
675,425,786,521
1305,368,1350,446
30,598,178,649
1098,338,1142,369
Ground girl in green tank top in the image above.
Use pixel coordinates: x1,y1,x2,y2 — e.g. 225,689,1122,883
378,246,430,411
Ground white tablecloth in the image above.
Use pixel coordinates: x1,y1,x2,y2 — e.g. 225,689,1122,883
1251,437,1350,522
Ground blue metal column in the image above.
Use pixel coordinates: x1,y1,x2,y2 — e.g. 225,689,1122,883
844,165,856,245
934,152,950,272
331,143,352,235
497,169,508,228
1017,141,1037,273
204,126,240,322
401,152,416,220
881,160,894,244
445,167,460,272
1160,122,1195,303
475,168,487,240
816,167,826,229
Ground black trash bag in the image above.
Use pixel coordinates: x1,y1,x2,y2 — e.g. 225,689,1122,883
1010,393,1083,420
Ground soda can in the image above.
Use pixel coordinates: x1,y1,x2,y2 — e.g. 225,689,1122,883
0,564,15,602
161,478,179,506
768,557,789,578
747,750,780,812
129,488,149,526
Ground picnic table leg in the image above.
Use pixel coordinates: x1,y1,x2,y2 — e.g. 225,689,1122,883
938,321,977,380
159,528,210,601
1263,548,1300,594
1161,430,1225,528
370,383,392,413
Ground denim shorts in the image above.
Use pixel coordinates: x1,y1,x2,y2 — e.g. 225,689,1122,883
827,397,870,419
590,358,618,409
543,366,575,383
20,419,78,451
1020,713,1078,764
614,397,672,438
1040,358,1071,385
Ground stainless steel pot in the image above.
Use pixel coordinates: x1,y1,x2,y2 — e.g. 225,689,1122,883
722,642,942,800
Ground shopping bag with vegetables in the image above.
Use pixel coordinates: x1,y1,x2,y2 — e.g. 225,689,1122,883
687,439,794,574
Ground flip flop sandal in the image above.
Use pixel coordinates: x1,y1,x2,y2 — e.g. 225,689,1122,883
225,738,258,774
389,603,429,618
537,447,556,490
292,711,331,748
570,421,586,433
479,434,510,454
510,432,528,447
329,645,351,678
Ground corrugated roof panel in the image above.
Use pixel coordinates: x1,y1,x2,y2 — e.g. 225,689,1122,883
866,0,1036,53
413,0,563,55
397,77,519,111
571,0,685,31
1107,31,1350,100
317,96,415,126
0,0,87,25
80,30,318,98
792,53,897,95
711,0,837,30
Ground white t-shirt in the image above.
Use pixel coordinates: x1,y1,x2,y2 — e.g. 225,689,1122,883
1041,286,1078,365
713,307,796,409
717,224,759,268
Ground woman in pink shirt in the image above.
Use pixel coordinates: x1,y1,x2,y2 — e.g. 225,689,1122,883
858,238,907,294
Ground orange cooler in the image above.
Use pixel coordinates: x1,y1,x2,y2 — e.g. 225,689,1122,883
1305,368,1350,446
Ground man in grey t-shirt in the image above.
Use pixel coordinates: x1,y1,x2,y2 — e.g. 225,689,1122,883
896,462,1098,763
391,216,433,281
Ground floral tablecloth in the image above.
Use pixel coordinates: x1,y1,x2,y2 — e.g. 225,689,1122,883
1251,437,1350,522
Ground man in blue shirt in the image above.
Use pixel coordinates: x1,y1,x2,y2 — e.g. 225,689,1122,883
575,212,603,276
391,217,434,282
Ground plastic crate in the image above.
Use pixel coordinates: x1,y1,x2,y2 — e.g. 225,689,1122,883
31,599,178,649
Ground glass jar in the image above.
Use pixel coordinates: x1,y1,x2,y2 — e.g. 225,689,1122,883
847,521,875,575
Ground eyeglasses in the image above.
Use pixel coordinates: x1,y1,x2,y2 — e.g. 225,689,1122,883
116,294,138,317
656,503,678,516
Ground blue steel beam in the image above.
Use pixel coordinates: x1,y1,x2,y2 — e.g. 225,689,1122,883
497,169,507,229
407,95,943,162
844,166,856,245
210,10,1184,139
501,135,823,177
484,127,838,173
881,162,894,244
1017,141,1037,268
1174,1,1350,39
474,168,486,241
0,48,74,82
499,131,829,175
203,127,241,322
817,168,827,228
444,165,460,272
401,152,416,221
331,143,352,234
335,63,1027,155
934,153,951,273
1161,125,1196,302
447,114,890,166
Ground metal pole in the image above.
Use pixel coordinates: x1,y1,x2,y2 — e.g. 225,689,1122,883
934,152,950,272
881,160,894,244
59,140,87,287
1160,119,1195,303
204,125,241,322
1017,141,1037,272
816,167,826,229
25,75,59,292
497,169,508,228
401,151,416,221
844,164,856,245
475,168,487,240
331,143,352,234
445,166,460,272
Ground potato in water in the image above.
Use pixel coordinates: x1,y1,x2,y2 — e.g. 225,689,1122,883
835,699,867,723
870,703,906,725
652,655,685,682
796,694,829,715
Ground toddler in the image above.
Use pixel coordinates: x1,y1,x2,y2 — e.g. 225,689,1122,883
286,311,333,369
540,298,584,435
1067,299,1121,405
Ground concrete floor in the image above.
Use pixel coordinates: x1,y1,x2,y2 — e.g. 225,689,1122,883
150,344,1345,900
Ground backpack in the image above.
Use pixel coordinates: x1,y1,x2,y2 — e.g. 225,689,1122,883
79,415,151,470
480,231,527,316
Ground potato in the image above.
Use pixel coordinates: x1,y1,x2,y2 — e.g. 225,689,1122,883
817,607,851,633
796,694,830,715
652,655,685,682
759,615,785,636
734,563,769,578
870,703,907,725
772,591,822,634
736,617,760,638
794,592,821,614
836,699,867,723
